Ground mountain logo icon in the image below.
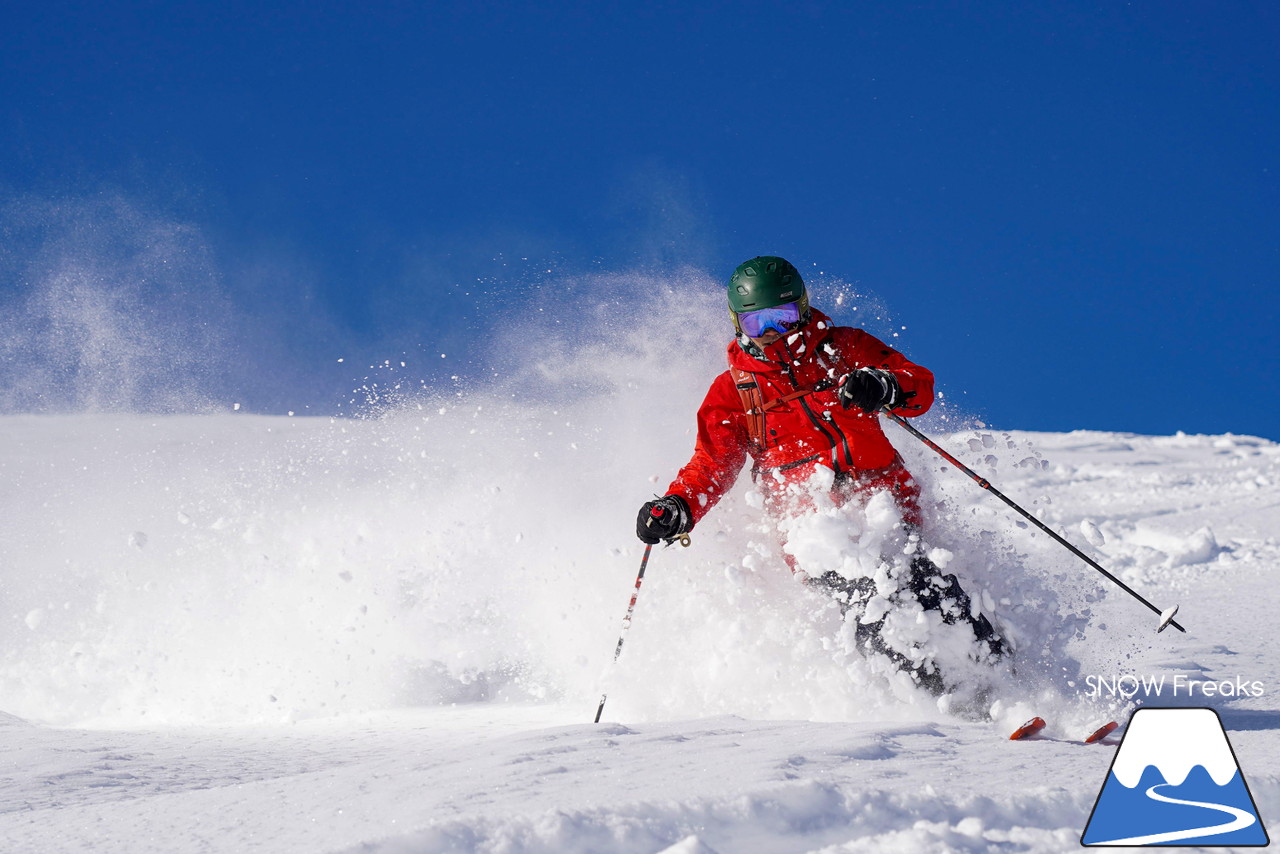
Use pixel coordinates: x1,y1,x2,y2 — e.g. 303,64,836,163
1082,707,1270,846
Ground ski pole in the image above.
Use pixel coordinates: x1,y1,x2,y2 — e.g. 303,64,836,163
882,410,1185,634
593,533,690,723
593,543,653,723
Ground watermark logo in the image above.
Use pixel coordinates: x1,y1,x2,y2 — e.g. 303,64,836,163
1084,674,1264,700
1081,707,1269,847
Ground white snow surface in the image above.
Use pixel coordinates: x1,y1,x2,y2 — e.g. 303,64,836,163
2,403,1279,851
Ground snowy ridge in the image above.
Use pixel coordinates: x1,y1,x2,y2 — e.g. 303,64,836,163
0,710,31,728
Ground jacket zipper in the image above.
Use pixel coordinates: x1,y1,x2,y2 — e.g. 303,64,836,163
800,395,855,470
778,342,848,474
820,402,857,468
813,342,856,467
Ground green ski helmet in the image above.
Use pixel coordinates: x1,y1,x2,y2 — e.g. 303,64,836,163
727,256,810,334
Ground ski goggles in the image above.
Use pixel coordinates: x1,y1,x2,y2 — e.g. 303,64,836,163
737,302,803,338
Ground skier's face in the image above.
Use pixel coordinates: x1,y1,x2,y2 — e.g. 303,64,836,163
750,329,784,347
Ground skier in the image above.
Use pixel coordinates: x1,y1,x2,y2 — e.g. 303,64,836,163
636,256,1004,696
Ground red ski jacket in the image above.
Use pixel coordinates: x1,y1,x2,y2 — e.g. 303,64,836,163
665,309,934,526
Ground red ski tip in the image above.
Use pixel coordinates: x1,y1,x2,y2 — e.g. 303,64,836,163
1085,721,1119,744
1009,716,1047,740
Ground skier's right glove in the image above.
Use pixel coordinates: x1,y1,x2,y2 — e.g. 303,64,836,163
838,367,903,413
636,495,692,544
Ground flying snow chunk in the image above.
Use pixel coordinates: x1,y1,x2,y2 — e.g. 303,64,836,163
927,547,954,568
1080,519,1105,547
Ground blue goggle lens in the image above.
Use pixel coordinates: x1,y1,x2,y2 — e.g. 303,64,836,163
739,302,802,338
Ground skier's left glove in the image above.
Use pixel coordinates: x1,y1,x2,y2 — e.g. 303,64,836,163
636,495,692,544
838,368,903,413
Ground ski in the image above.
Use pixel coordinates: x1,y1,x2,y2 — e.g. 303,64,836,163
1008,716,1046,740
1007,717,1120,743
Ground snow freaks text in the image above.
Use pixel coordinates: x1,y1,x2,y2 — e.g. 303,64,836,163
1084,674,1265,700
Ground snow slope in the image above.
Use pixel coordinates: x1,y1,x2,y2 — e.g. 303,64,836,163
2,405,1278,851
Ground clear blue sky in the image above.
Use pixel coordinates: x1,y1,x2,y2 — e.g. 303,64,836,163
2,2,1277,437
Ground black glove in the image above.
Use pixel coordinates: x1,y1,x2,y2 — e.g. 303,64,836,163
636,495,692,544
838,368,903,413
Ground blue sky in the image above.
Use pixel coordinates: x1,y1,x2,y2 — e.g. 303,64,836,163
2,2,1277,438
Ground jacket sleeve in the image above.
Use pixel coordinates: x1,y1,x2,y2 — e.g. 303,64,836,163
664,372,751,526
838,328,935,417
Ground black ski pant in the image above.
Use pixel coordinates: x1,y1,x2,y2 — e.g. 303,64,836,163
812,554,1006,696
